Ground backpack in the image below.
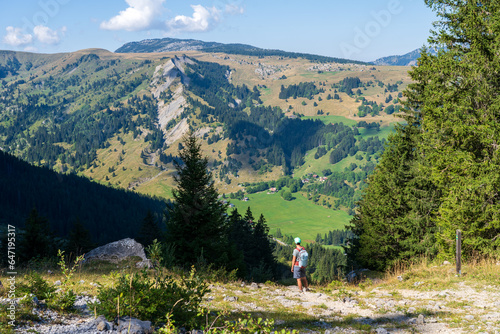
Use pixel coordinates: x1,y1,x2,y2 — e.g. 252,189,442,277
297,246,309,268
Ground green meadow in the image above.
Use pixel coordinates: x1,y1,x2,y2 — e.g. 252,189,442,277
229,191,351,243
303,115,358,127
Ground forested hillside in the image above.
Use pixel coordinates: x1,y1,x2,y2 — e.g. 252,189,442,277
0,149,165,244
0,46,409,244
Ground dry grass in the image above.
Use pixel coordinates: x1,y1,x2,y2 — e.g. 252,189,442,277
382,256,500,291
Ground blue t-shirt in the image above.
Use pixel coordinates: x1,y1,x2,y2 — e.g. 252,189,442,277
293,247,302,266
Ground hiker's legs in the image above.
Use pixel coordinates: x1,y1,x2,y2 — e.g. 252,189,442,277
296,278,303,291
301,277,309,290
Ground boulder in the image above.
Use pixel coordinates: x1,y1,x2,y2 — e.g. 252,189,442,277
85,238,151,268
116,316,152,334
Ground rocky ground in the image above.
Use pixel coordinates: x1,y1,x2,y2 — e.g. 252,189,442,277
10,278,500,334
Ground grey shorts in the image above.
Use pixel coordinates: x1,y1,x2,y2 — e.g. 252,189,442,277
293,266,306,279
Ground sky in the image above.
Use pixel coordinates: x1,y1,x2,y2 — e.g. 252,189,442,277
0,0,438,62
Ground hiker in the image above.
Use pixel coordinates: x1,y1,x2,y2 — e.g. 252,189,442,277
291,237,309,292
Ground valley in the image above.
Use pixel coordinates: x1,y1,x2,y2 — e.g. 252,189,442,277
0,46,411,239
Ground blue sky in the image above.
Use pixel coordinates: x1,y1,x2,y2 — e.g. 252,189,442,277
0,0,437,61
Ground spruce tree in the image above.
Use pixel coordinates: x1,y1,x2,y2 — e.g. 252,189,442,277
349,1,500,268
19,208,55,262
165,133,230,267
406,0,500,257
136,210,161,247
346,123,440,270
66,218,95,257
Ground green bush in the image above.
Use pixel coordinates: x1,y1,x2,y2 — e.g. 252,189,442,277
48,289,77,312
160,312,297,334
95,267,209,328
17,272,56,301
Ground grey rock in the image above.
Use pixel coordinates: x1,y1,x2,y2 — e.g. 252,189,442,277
223,296,238,302
117,316,152,334
397,275,403,281
85,238,149,264
407,307,416,313
375,328,388,334
414,281,423,287
443,261,451,265
464,315,475,321
250,283,259,289
79,280,85,284
416,314,425,325
96,320,109,331
54,280,62,286
31,295,40,307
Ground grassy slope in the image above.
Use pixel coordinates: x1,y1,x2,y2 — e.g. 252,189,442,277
229,191,350,243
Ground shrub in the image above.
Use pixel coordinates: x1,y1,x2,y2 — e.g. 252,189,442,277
95,267,208,328
17,272,56,301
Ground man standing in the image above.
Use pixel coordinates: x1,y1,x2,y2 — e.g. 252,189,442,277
291,237,309,292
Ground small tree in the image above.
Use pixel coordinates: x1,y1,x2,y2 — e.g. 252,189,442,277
165,133,230,267
136,210,161,248
19,208,55,262
66,218,95,257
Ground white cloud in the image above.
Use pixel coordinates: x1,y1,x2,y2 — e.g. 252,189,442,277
167,5,220,33
3,26,33,46
100,0,165,31
225,4,244,15
33,25,62,45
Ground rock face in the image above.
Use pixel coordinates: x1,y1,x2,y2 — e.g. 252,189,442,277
85,238,151,268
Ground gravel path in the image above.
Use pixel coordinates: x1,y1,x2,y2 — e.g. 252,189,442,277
9,281,500,333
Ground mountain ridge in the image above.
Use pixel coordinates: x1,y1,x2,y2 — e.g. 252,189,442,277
373,47,438,66
115,37,370,65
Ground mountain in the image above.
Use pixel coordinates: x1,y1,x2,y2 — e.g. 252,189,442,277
0,47,411,237
373,48,421,66
116,37,369,64
115,37,224,53
373,48,439,66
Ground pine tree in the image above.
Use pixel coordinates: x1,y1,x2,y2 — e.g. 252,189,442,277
405,0,500,257
249,214,275,281
346,123,440,270
136,210,161,247
19,208,55,262
244,206,254,224
228,208,252,278
165,133,230,267
66,218,95,257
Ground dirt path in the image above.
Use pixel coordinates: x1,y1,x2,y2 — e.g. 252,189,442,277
208,282,500,333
